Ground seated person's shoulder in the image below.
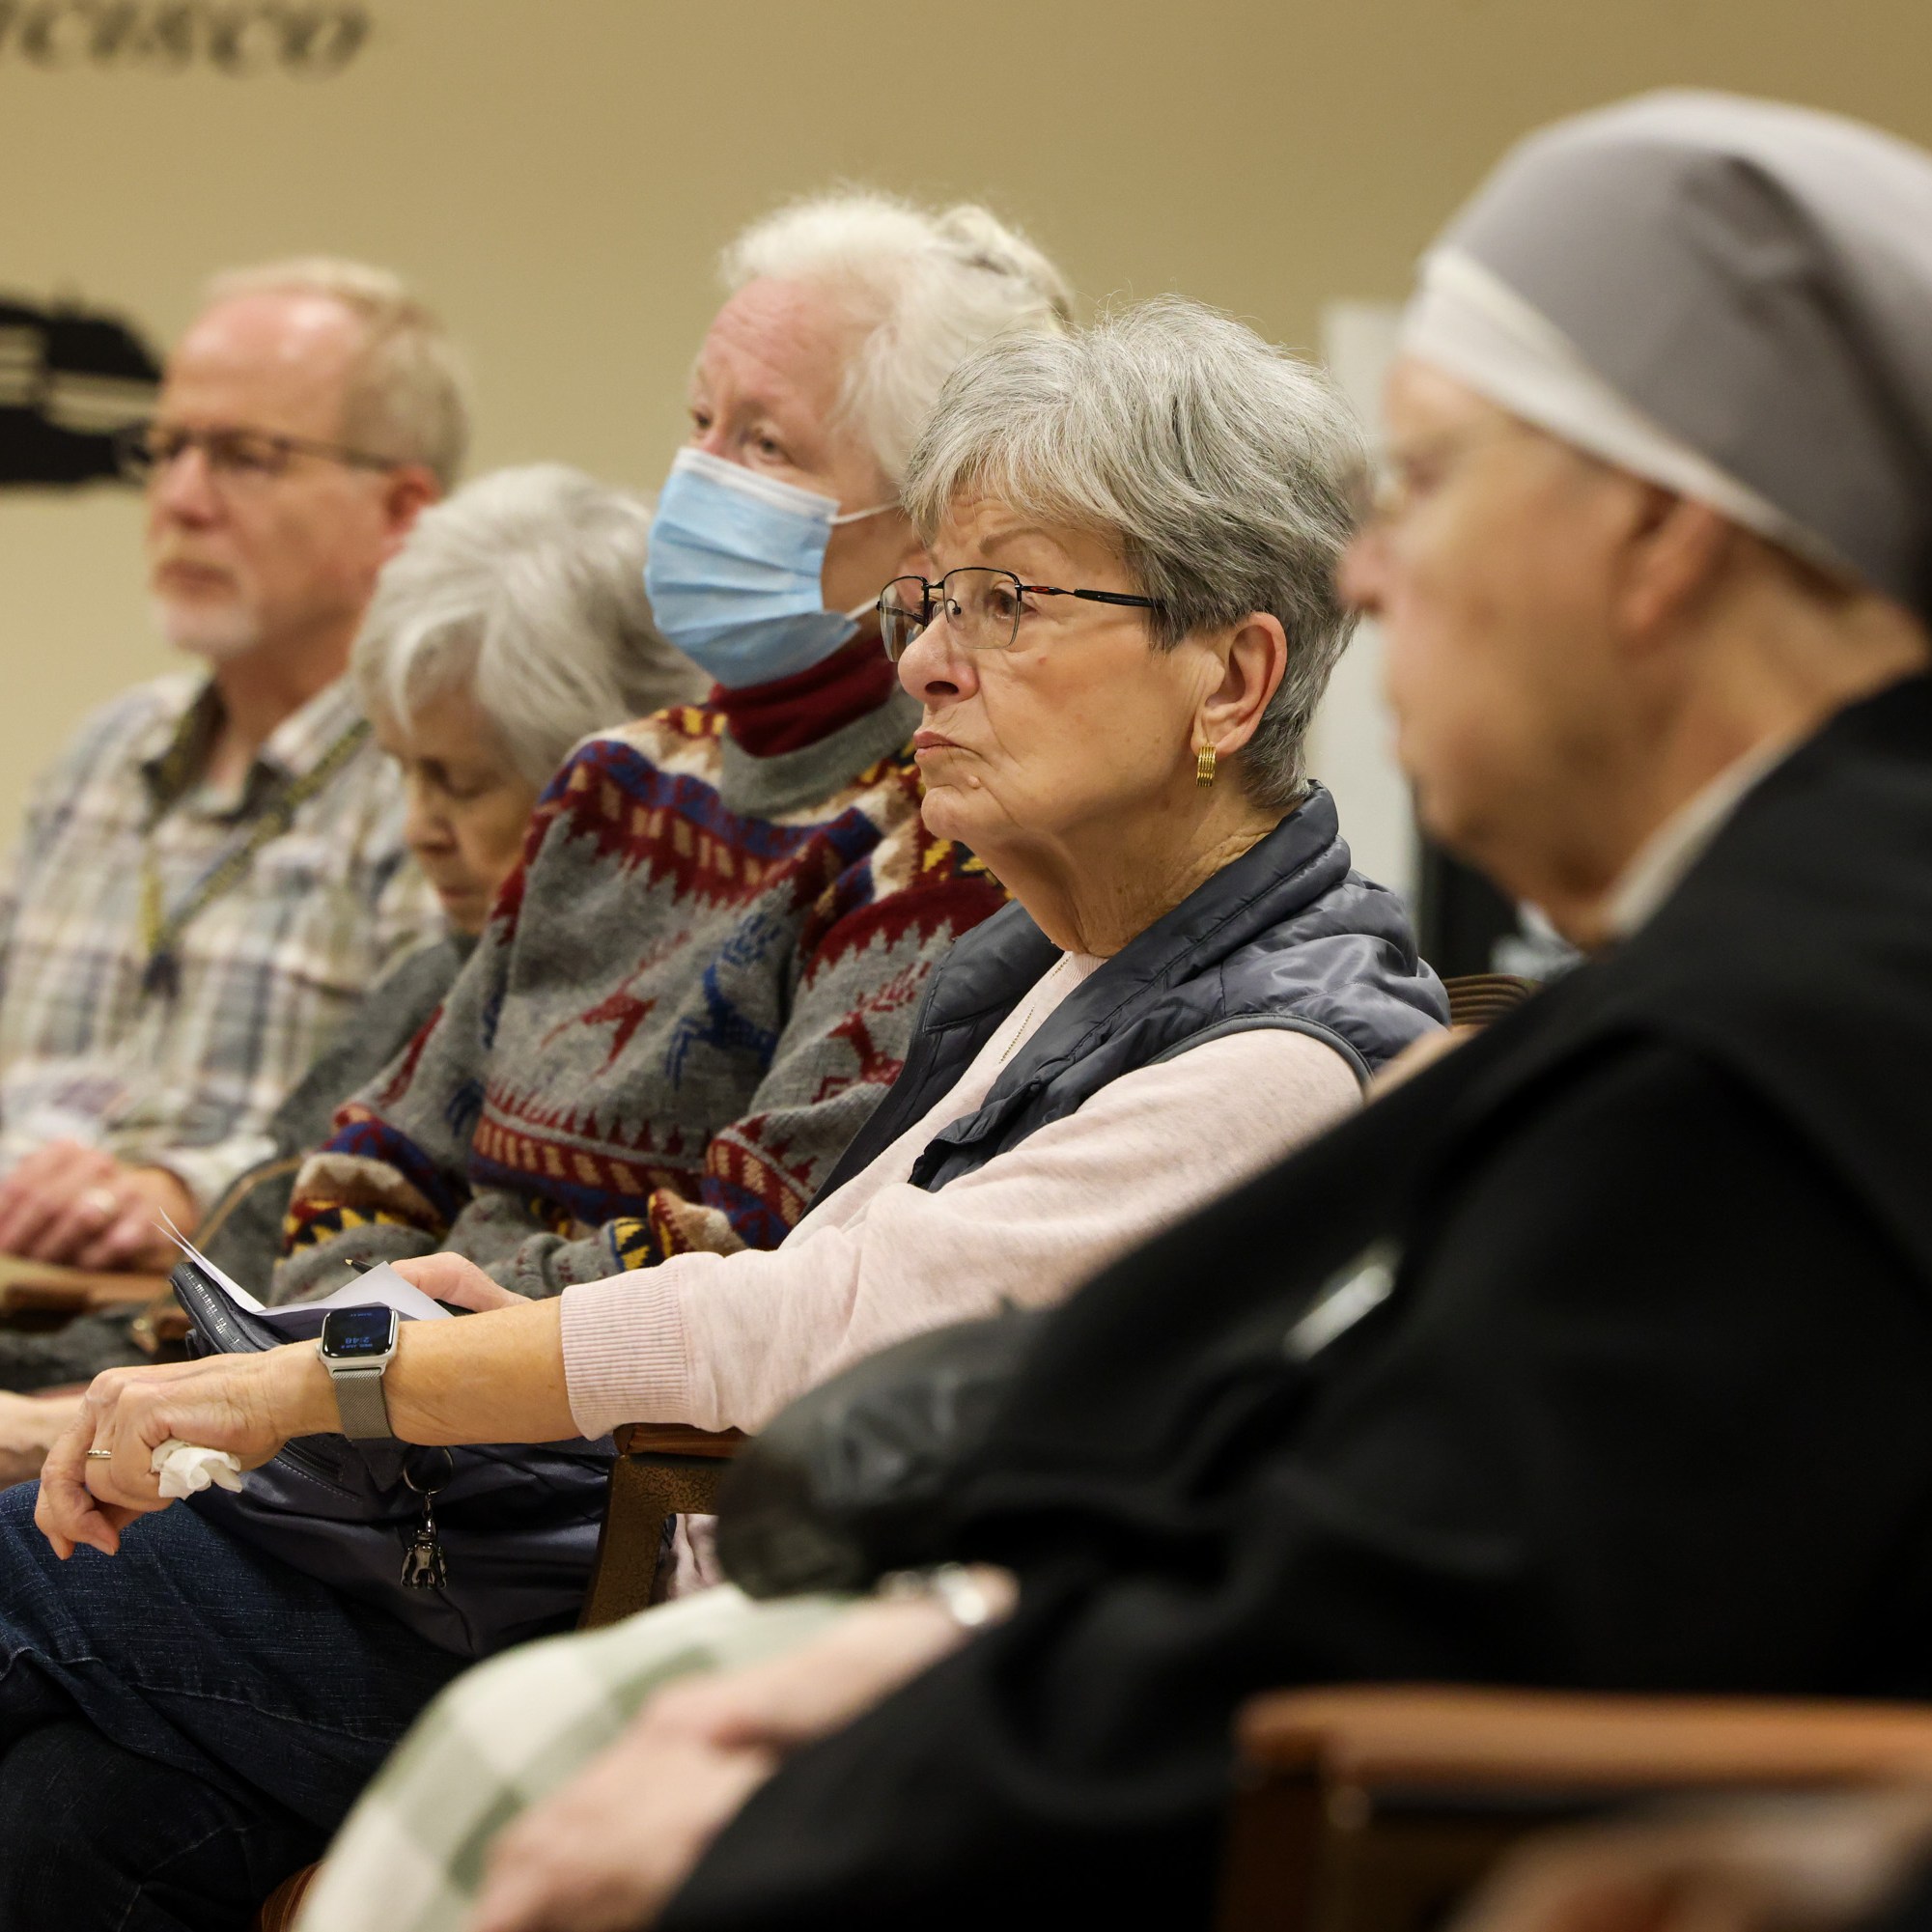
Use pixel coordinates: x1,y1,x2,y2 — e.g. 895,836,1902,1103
53,672,206,777
1426,1032,1920,1331
9,674,207,840
579,700,720,765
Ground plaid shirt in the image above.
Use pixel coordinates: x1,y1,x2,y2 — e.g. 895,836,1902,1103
0,672,441,1210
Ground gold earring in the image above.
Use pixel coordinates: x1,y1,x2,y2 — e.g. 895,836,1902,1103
1195,743,1218,789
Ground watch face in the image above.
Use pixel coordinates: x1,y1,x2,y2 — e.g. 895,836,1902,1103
321,1306,398,1359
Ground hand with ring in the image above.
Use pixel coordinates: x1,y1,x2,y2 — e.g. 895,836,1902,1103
0,1139,197,1272
34,1346,340,1559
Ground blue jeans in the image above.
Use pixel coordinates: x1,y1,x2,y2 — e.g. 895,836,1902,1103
0,1721,323,1932
0,1482,468,1927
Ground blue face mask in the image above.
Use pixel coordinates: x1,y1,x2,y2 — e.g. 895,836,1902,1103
644,449,896,689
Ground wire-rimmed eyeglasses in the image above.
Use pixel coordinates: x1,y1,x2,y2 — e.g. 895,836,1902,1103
878,568,1164,663
115,420,405,489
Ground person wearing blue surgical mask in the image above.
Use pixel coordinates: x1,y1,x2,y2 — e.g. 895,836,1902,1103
647,274,926,687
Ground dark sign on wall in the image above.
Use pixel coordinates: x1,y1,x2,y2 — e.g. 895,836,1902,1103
0,3,369,73
0,296,159,487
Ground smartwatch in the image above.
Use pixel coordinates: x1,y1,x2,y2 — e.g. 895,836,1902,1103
319,1306,400,1441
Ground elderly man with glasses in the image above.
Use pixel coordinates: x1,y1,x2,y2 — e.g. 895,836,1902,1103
0,260,451,1345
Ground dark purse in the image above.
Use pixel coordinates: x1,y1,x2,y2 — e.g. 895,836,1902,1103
714,1307,1046,1598
171,1257,614,1658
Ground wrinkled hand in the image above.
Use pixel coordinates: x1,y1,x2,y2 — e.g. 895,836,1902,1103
392,1252,523,1313
33,1344,331,1559
468,1729,775,1932
0,1390,83,1489
1453,1790,1932,1932
469,1576,1017,1932
629,1577,1017,1753
0,1141,194,1271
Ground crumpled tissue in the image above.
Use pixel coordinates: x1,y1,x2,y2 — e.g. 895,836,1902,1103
151,1438,244,1499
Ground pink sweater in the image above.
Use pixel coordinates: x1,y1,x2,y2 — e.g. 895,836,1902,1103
560,952,1360,1435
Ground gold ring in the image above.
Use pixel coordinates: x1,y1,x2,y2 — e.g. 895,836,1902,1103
85,1448,113,1461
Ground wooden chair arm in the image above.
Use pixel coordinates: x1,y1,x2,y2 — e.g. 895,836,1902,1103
1239,1686,1932,1792
613,1422,745,1458
576,1424,747,1630
1219,1688,1932,1932
253,1862,318,1932
0,1256,171,1330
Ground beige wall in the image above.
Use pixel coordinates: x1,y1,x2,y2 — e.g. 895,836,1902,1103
5,0,1931,838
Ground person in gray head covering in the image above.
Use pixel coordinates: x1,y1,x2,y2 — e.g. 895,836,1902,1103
1404,92,1932,617
100,97,1932,1932
1361,90,1932,947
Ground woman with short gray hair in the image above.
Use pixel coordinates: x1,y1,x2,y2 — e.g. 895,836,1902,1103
900,294,1361,812
103,300,1447,1932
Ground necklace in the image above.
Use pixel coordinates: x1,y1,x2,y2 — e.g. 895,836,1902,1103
139,714,371,1000
997,964,1069,1067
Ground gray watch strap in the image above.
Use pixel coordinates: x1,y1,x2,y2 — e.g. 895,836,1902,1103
330,1366,394,1441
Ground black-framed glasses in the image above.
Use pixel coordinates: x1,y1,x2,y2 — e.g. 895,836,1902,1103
878,567,1164,663
114,420,404,489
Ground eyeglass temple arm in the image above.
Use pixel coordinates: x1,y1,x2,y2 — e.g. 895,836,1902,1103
1025,585,1163,610
882,578,1162,615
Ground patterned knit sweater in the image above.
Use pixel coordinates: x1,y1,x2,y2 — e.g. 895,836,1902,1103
275,679,1005,1299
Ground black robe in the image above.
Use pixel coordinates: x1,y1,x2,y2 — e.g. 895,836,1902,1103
665,676,1932,1931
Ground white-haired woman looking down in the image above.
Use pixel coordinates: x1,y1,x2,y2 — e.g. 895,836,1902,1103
219,462,705,1268
42,298,1444,1931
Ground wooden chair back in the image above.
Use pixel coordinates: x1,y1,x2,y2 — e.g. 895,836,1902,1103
1441,974,1538,1030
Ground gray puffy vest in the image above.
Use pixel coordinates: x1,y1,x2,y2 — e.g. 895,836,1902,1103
815,785,1447,1201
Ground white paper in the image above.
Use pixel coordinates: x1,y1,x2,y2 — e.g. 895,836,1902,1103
157,1213,266,1312
261,1261,453,1328
157,1217,452,1326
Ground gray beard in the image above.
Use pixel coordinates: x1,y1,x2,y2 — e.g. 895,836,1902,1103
152,595,264,662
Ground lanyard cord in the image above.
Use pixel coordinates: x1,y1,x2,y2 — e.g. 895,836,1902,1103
138,715,372,999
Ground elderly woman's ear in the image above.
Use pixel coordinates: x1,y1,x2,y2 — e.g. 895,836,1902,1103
1194,612,1290,768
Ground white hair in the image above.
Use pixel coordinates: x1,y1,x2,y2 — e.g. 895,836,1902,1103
351,464,706,788
204,256,471,490
903,297,1368,810
723,191,1074,488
